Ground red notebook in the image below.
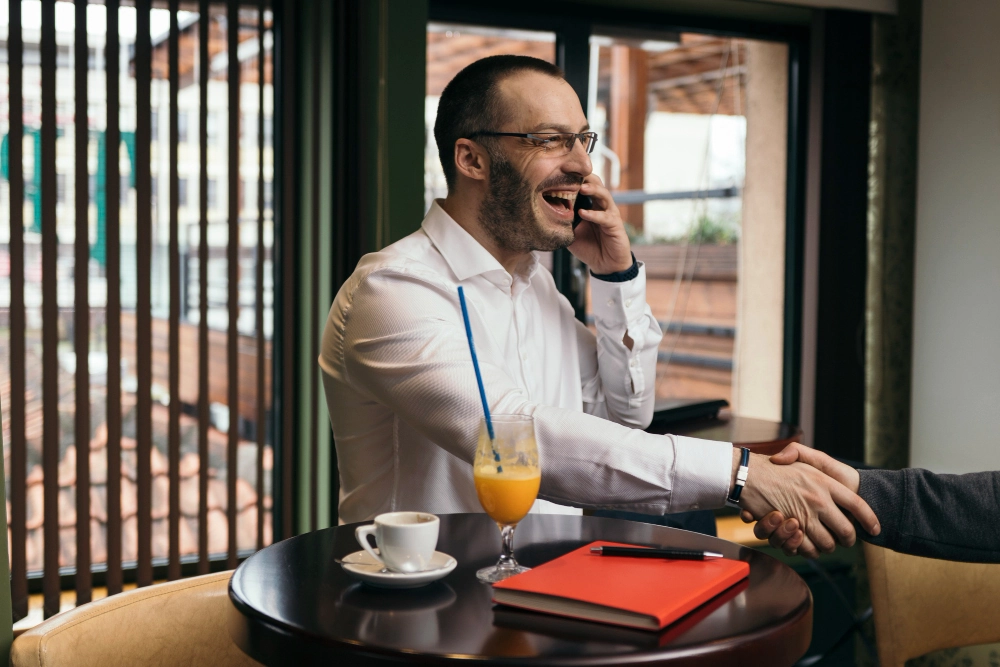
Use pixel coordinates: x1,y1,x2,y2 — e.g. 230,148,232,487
491,541,750,630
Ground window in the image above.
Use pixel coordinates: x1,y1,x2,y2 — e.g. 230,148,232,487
583,34,787,413
242,113,256,146
178,111,189,143
0,1,277,627
263,116,273,145
207,178,218,208
207,112,219,144
425,18,793,420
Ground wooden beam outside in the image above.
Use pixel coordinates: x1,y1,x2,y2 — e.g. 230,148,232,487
609,45,647,230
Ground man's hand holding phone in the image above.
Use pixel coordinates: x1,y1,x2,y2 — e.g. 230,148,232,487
568,174,633,275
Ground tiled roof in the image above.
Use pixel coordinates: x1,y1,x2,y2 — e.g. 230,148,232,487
3,374,273,572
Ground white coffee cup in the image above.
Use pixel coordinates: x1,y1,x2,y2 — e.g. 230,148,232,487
355,512,440,573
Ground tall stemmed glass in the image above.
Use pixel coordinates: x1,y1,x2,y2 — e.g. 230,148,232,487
473,414,541,583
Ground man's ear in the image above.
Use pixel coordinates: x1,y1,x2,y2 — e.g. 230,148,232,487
453,138,489,183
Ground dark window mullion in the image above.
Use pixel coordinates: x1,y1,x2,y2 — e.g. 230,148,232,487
197,0,210,575
105,0,124,598
134,0,153,589
167,0,182,581
308,0,321,533
552,20,591,322
9,0,28,622
74,0,93,607
40,0,60,619
227,0,241,569
255,0,268,551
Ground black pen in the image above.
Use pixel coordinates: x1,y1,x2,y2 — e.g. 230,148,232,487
590,546,725,560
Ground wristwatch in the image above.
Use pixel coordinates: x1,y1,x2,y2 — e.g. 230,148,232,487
726,447,751,508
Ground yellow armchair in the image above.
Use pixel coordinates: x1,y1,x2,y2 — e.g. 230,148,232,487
10,571,260,667
865,542,1000,667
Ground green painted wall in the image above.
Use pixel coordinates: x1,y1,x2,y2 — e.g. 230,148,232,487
295,0,334,534
292,0,427,533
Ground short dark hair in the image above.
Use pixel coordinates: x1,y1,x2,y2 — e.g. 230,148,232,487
434,55,565,191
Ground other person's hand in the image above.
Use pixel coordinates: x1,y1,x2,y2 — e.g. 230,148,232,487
735,445,880,558
740,443,880,557
567,174,633,274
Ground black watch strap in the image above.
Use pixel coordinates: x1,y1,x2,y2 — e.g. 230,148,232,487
726,447,750,508
591,253,639,283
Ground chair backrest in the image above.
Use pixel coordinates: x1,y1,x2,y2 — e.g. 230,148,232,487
864,542,1000,667
11,570,261,667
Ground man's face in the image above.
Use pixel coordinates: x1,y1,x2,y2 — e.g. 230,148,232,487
477,71,593,254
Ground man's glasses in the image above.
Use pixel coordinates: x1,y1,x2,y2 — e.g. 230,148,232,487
468,131,598,156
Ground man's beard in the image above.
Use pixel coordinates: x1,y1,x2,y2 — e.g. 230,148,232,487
478,152,576,254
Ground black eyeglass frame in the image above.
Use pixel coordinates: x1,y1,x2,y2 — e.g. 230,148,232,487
467,131,598,154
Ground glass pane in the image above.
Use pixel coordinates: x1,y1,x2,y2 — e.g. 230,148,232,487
587,33,787,410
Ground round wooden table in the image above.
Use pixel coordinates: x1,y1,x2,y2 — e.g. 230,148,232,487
229,514,812,666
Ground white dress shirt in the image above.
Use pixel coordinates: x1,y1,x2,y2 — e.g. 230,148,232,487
320,202,734,524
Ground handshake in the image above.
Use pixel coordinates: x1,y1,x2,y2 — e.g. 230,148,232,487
736,443,879,559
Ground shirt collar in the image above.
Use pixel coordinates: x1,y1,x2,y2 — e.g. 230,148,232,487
422,200,540,286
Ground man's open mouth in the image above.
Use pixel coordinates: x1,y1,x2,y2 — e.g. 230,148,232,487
541,190,578,215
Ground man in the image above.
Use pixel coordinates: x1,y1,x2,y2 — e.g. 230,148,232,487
745,443,1000,562
319,54,879,551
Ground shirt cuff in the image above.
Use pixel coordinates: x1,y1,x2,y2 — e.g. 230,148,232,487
589,261,648,333
591,253,638,282
669,436,734,512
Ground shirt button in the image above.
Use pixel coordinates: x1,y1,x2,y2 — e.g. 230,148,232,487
629,359,636,368
521,353,528,361
625,298,633,307
691,504,699,510
606,299,614,307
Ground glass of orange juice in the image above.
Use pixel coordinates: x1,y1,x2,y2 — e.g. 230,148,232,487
474,414,541,583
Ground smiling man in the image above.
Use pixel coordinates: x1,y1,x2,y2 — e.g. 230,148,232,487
319,55,879,551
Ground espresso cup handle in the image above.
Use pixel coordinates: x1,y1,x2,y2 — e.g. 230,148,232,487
355,524,384,566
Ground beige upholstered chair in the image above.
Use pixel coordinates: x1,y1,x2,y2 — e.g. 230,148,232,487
10,571,261,667
864,542,1000,667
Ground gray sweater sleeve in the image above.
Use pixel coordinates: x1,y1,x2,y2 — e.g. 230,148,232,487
858,468,1000,562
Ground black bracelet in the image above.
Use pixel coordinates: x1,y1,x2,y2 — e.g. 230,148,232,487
590,253,638,283
726,447,750,508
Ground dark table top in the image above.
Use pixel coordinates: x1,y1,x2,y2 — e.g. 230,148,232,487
229,514,812,666
648,413,804,456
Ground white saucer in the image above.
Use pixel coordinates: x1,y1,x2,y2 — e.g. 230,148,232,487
340,549,457,589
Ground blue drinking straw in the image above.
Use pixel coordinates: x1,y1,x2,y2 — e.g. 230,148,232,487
457,287,502,472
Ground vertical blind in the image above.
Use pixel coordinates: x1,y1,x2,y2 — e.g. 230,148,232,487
1,0,276,621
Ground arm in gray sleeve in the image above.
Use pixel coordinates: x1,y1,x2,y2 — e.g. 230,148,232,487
858,468,1000,563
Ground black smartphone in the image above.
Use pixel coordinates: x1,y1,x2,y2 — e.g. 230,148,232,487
573,194,594,229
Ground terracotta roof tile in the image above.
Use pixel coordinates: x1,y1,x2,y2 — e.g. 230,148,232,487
25,483,43,531
151,475,170,520
179,451,200,478
89,445,108,485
